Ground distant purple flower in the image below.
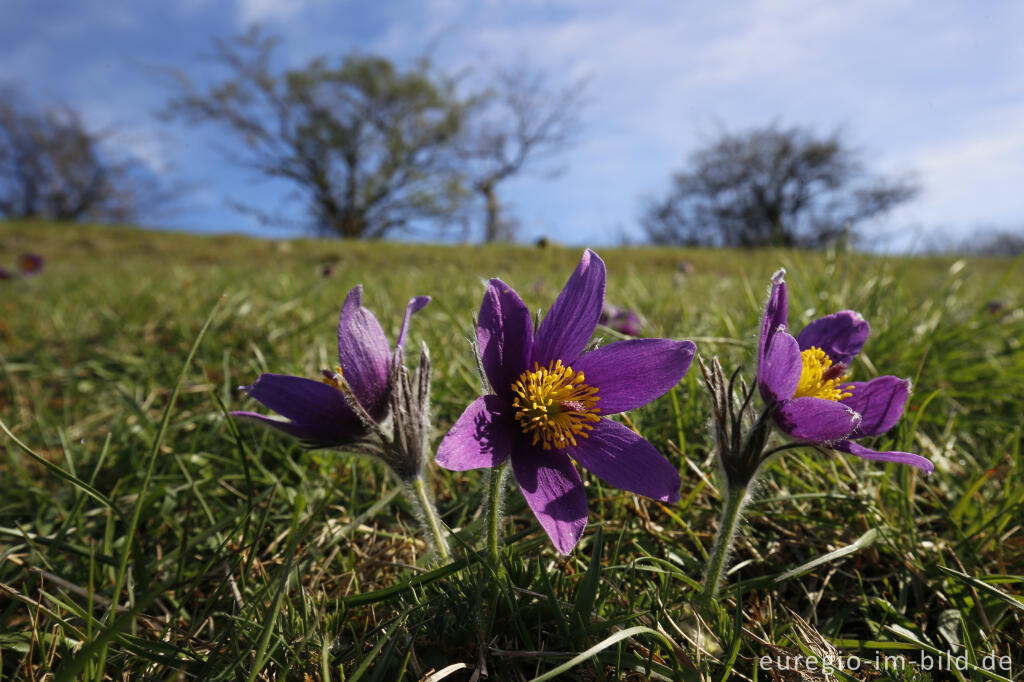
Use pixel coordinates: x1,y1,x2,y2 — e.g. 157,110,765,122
985,300,1005,315
0,267,12,280
600,302,645,336
757,270,932,472
19,253,44,276
675,260,696,275
231,286,429,460
436,250,696,554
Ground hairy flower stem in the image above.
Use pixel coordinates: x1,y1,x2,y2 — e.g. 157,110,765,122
409,476,450,562
700,484,749,605
486,464,507,568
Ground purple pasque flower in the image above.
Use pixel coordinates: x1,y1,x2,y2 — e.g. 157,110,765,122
436,249,697,554
19,253,44,276
757,269,933,472
600,302,645,336
231,286,430,474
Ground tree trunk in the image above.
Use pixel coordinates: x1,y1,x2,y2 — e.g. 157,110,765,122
482,183,500,243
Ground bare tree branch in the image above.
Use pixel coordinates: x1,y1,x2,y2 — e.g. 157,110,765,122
0,86,171,224
457,64,587,242
162,28,471,239
641,124,919,248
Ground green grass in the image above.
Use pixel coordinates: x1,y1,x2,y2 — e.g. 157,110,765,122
1,219,1022,680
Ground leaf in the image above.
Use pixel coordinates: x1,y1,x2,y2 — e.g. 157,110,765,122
775,528,878,582
573,525,603,633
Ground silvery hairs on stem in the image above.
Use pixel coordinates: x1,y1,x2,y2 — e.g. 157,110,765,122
699,355,769,490
328,343,433,483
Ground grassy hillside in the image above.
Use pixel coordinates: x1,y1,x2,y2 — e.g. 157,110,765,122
2,220,1022,680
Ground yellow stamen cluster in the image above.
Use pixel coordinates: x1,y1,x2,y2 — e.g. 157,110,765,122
321,365,344,389
511,360,601,450
794,347,852,401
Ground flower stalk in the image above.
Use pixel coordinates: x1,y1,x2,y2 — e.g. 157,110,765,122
701,483,748,603
486,464,507,566
699,355,765,489
385,343,451,561
409,476,450,562
697,355,763,602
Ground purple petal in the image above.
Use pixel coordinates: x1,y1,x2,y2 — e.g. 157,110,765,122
835,440,934,473
395,296,431,350
237,373,363,446
840,376,910,438
759,269,788,362
477,279,534,400
568,419,680,502
757,330,802,403
775,397,861,443
230,411,334,447
435,395,516,471
338,285,392,418
572,339,696,415
796,311,870,364
511,446,588,555
534,249,606,366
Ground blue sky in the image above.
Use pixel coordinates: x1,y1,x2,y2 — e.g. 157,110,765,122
3,0,1022,249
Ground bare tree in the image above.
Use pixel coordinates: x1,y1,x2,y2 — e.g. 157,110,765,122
163,29,472,239
641,124,919,248
0,87,166,223
960,227,1024,256
458,66,586,242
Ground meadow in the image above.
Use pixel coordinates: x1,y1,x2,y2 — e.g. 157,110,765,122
1,220,1022,680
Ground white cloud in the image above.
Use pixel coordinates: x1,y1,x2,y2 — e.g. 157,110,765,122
107,129,174,176
900,107,1024,226
235,0,318,26
75,99,173,175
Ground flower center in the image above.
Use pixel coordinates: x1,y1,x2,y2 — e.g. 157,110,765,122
793,347,852,401
321,365,344,389
511,360,601,450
